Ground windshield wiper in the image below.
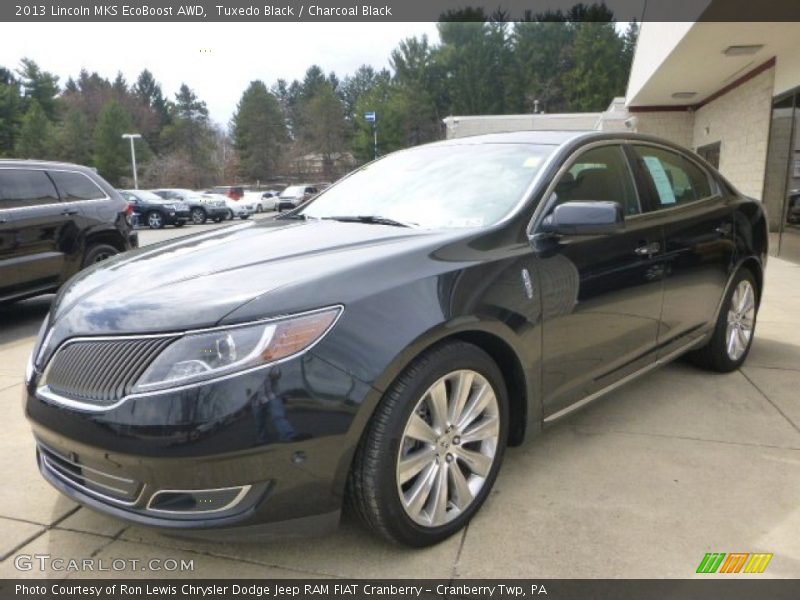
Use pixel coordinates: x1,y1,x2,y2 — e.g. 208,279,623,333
322,215,417,228
276,213,316,221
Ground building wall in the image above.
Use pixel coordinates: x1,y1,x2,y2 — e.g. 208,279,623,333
774,50,800,97
632,111,694,149
691,67,775,199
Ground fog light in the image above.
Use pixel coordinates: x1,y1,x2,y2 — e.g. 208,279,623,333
147,485,250,515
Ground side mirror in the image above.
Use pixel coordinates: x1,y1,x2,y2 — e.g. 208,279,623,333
541,201,624,236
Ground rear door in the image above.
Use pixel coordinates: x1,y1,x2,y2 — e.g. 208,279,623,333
535,144,666,418
628,144,735,357
0,168,66,298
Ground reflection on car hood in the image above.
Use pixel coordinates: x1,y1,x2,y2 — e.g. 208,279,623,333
48,219,439,339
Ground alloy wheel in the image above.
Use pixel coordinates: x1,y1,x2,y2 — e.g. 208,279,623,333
725,279,756,361
396,369,499,528
148,213,163,228
191,208,205,224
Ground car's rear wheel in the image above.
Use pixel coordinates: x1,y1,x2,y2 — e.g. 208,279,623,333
348,341,507,546
81,243,118,268
256,205,263,213
689,268,759,372
146,211,164,229
190,208,207,225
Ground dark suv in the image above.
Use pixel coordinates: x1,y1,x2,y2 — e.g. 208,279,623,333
119,189,190,229
0,161,136,304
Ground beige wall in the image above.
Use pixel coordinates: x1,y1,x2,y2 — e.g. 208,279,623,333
692,67,775,199
633,111,694,150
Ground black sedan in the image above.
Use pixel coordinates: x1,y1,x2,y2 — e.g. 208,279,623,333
25,131,767,546
120,190,190,229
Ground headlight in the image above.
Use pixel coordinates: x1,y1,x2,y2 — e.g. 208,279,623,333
27,315,51,382
131,307,341,393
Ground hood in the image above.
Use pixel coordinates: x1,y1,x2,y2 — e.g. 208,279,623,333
48,219,448,340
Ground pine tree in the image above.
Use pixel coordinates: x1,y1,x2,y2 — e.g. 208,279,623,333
0,67,23,156
232,80,288,181
93,100,132,185
15,99,52,158
57,107,92,165
16,58,59,120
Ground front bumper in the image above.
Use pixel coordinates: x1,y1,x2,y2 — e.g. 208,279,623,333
25,351,375,534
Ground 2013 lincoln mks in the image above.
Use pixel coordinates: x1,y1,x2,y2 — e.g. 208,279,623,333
24,131,767,546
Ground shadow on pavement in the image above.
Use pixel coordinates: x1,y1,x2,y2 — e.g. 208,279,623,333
0,295,53,346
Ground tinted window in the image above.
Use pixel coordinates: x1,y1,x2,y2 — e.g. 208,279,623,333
49,170,105,201
0,169,59,209
633,146,713,208
553,145,640,216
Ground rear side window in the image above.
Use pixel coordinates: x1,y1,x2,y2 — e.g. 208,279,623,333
632,146,713,208
0,169,59,208
49,170,105,201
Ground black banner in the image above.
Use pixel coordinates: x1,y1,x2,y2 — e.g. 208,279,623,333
1,0,800,22
3,580,800,600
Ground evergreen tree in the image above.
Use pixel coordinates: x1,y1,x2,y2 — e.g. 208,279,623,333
301,83,348,179
93,100,132,185
0,67,22,156
232,80,288,181
15,99,52,159
16,58,59,120
57,106,92,165
564,20,627,111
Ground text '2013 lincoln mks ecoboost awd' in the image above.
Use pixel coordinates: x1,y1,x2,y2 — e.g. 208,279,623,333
24,131,767,546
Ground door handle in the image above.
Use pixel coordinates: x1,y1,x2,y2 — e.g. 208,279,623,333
635,241,661,256
61,209,79,216
0,218,7,224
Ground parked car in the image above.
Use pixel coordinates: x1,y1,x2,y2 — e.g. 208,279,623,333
120,189,189,229
24,132,767,547
245,190,279,212
276,184,319,211
0,160,136,304
206,186,244,201
204,193,253,220
152,188,228,224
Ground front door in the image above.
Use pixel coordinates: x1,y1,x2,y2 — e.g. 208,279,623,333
533,144,665,418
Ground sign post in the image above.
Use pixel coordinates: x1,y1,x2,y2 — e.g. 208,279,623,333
364,111,377,160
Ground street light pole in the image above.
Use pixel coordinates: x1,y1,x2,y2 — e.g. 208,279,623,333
121,133,141,189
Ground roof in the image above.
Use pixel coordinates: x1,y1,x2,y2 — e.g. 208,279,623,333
435,130,594,146
0,159,97,172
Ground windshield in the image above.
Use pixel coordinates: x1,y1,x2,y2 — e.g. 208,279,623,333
300,143,554,229
280,186,304,198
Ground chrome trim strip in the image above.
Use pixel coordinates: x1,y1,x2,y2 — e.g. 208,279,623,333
543,336,705,424
36,305,344,412
40,454,141,507
146,485,252,515
40,445,136,484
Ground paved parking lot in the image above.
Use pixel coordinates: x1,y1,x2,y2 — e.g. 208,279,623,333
0,221,798,578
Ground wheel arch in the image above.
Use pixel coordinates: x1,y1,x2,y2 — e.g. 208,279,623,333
84,229,127,253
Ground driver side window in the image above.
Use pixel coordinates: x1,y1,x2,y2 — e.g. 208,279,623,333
553,145,641,216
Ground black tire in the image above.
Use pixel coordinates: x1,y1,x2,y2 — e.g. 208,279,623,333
213,217,223,223
81,243,118,268
240,215,250,220
347,341,508,546
190,207,207,225
146,211,164,229
256,205,263,213
174,221,186,228
688,267,759,372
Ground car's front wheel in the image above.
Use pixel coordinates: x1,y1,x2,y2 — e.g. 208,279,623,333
348,341,507,546
689,267,759,372
146,211,164,229
190,207,207,225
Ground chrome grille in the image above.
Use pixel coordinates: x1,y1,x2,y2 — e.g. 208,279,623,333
43,336,175,405
38,442,142,504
